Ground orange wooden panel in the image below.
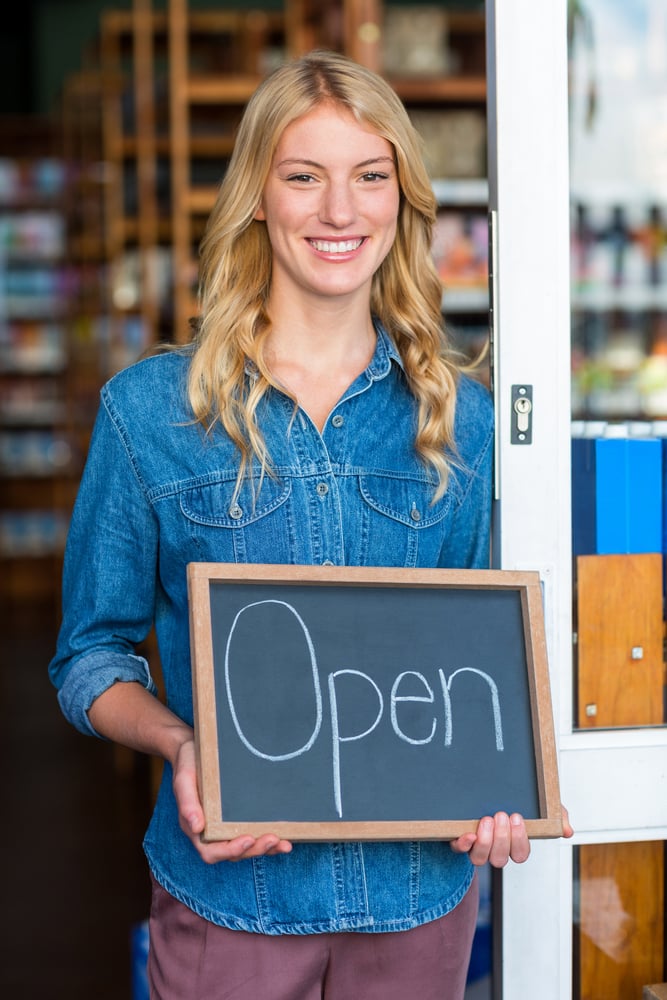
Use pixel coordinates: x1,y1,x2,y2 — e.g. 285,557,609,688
576,553,664,728
579,842,664,1000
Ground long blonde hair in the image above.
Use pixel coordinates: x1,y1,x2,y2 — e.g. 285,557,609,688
189,49,460,498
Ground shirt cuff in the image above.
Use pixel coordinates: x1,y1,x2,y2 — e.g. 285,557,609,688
57,650,158,737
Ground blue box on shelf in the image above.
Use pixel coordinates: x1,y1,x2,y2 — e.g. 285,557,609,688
572,436,663,555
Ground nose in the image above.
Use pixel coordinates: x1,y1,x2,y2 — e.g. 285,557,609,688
318,181,357,228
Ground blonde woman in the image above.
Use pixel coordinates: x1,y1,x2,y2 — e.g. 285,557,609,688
50,51,564,1000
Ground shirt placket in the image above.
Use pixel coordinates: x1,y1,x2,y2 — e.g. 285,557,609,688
290,409,346,566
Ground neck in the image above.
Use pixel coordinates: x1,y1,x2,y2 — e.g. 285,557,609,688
263,297,377,431
266,295,376,371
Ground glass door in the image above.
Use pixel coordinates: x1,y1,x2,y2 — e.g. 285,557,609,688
487,0,667,997
568,3,667,997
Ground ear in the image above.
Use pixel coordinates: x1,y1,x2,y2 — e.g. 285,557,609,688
254,200,266,221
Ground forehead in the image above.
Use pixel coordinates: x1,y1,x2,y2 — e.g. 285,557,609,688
273,104,394,161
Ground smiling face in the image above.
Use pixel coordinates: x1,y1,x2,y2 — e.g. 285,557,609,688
255,102,400,311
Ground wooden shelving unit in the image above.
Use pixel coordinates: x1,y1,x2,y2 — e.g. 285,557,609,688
19,0,488,623
166,0,487,341
168,0,289,341
98,5,163,367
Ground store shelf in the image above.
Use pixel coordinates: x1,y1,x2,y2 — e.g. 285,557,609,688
391,76,486,103
0,149,83,608
433,178,488,206
442,287,489,313
572,285,667,312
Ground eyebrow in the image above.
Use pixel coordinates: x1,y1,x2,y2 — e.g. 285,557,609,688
276,156,396,170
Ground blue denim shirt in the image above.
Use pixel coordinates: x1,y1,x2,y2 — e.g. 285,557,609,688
49,324,493,935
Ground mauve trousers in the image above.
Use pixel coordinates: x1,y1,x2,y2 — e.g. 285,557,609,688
147,872,479,1000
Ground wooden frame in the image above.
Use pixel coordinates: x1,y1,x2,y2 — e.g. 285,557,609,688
188,563,563,842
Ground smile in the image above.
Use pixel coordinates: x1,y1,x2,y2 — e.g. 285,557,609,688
308,238,365,254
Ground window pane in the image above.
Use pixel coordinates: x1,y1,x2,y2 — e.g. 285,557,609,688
569,0,667,730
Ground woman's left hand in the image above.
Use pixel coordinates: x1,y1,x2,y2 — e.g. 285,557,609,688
451,805,574,868
450,811,531,868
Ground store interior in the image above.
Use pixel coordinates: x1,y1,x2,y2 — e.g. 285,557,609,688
0,3,491,997
2,1,667,998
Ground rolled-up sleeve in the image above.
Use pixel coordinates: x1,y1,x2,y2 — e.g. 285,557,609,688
49,389,159,736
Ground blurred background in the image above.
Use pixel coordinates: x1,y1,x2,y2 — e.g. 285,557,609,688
3,2,667,998
0,3,490,997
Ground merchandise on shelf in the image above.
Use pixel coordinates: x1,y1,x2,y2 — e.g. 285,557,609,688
0,510,70,557
0,158,67,204
0,153,77,583
410,109,486,179
571,199,667,301
431,209,488,290
571,424,663,556
0,429,73,477
382,6,451,76
0,322,66,374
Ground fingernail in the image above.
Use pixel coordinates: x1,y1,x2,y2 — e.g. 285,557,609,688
511,813,523,826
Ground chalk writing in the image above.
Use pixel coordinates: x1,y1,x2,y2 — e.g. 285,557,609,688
441,669,504,751
224,599,505,818
224,600,323,761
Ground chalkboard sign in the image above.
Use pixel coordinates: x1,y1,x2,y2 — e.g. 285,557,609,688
187,563,562,842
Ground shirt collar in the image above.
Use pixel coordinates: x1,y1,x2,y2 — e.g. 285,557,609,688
368,318,405,379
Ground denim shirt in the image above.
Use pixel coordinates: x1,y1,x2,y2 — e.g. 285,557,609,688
49,324,493,935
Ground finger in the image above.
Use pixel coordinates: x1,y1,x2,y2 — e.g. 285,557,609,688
174,780,205,837
486,812,512,868
172,741,207,836
240,833,292,859
198,836,257,864
561,804,574,839
468,815,496,866
449,831,478,856
508,813,531,864
199,833,292,865
265,839,293,856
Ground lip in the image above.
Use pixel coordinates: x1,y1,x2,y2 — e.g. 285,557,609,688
306,237,366,256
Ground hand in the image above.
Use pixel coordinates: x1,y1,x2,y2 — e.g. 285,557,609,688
450,811,530,868
172,737,293,864
451,805,574,868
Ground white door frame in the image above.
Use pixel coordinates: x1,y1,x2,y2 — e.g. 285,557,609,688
486,0,667,996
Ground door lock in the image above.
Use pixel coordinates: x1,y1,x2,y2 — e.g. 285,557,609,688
511,385,533,444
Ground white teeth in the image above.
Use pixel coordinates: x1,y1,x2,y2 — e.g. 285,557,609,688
309,238,363,253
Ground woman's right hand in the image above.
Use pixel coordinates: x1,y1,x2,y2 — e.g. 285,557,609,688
172,736,293,864
88,682,293,863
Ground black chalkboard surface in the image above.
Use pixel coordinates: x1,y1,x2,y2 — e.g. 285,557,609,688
188,563,562,841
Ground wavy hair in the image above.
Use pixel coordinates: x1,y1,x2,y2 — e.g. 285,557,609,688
189,49,461,499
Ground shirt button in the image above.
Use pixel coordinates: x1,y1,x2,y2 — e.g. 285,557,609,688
229,503,243,519
332,414,344,428
410,507,422,522
316,482,329,497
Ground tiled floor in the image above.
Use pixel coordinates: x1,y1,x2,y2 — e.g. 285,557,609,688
0,608,152,999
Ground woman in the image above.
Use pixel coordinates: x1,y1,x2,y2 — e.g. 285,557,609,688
50,50,565,999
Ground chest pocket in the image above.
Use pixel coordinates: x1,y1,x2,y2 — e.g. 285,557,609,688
178,474,295,564
355,473,453,568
